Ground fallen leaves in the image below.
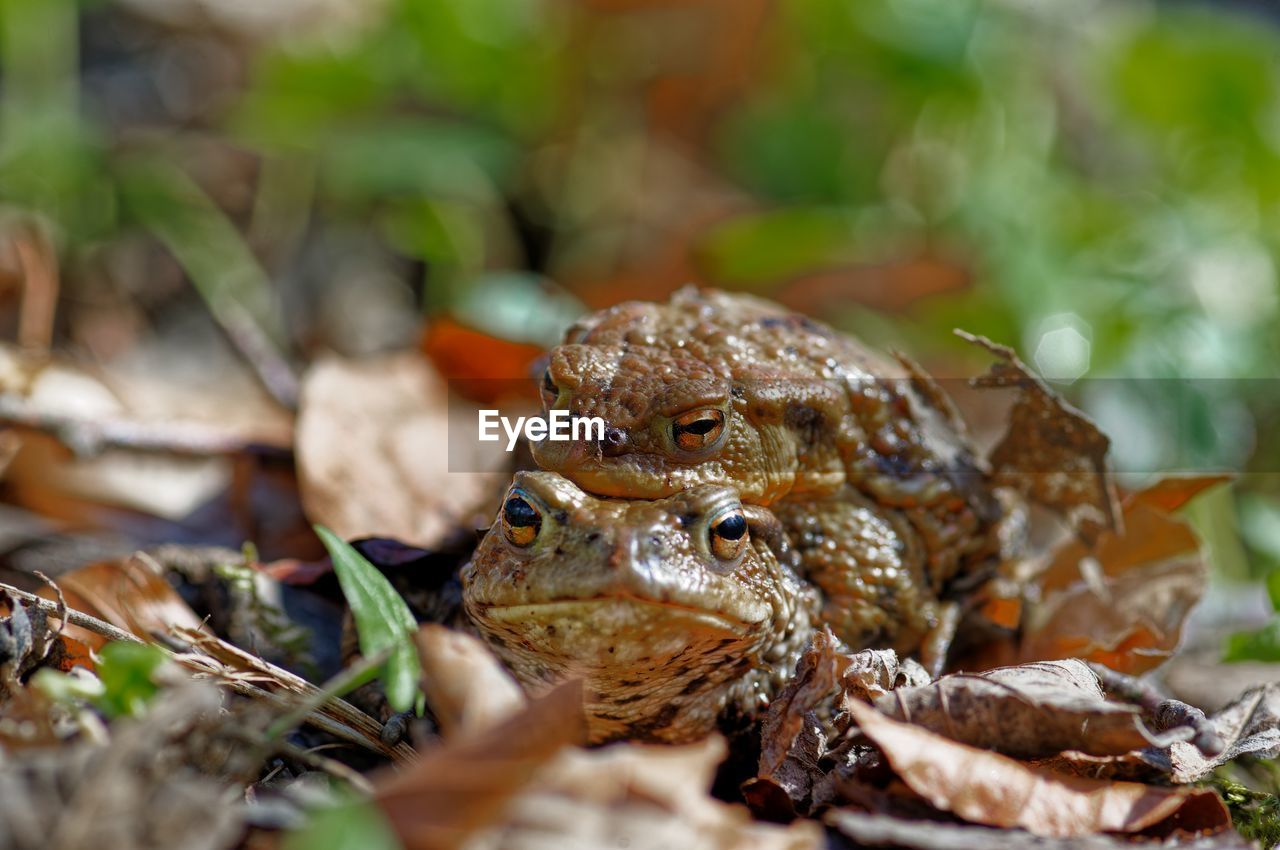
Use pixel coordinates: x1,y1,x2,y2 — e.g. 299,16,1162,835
1013,478,1222,675
874,660,1162,759
415,624,524,735
37,553,210,651
0,342,292,521
744,631,1249,843
375,626,823,850
375,680,588,850
845,700,1231,838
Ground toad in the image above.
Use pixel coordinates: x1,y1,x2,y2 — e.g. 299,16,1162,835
531,288,1016,666
461,470,816,744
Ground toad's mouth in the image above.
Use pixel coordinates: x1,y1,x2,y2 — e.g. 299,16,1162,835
473,595,754,636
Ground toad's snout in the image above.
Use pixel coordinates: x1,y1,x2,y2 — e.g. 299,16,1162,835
602,527,664,584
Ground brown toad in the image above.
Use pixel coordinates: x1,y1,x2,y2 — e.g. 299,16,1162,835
531,288,1015,667
461,470,816,744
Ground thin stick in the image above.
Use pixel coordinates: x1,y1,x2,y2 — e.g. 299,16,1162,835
32,571,67,641
0,581,144,645
0,581,414,763
1088,661,1224,756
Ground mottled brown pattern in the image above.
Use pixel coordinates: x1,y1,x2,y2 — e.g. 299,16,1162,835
462,471,816,743
531,288,1017,659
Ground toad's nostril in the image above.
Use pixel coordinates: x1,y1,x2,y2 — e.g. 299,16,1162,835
599,427,628,455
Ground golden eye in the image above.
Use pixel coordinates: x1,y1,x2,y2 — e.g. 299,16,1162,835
708,508,748,561
672,408,725,452
502,493,542,547
540,368,558,409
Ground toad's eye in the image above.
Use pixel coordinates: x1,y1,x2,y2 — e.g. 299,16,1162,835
502,493,542,547
672,408,725,452
708,508,748,561
540,368,558,409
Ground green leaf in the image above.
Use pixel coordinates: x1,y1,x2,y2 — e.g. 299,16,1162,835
1223,619,1280,664
314,525,421,713
283,798,402,850
1268,571,1280,613
94,641,167,718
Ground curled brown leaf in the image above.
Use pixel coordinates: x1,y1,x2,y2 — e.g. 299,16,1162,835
960,331,1119,541
874,660,1164,759
845,700,1230,838
988,477,1222,675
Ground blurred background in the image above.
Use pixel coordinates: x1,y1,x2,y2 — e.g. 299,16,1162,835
0,0,1278,652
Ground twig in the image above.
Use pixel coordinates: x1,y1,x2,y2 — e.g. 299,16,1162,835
207,673,412,762
1089,661,1224,756
0,580,415,763
0,394,293,458
32,571,67,641
0,581,144,645
264,647,390,741
171,627,417,763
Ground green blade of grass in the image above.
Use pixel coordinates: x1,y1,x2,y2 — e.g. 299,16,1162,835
314,525,421,713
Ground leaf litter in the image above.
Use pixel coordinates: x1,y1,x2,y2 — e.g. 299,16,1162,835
1,336,1276,850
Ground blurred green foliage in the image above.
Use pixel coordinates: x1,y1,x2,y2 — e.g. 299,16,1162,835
2,0,1279,590
93,641,166,718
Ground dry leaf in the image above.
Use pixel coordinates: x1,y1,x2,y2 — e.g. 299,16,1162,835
874,660,1164,759
1122,475,1232,515
998,478,1218,675
0,590,94,689
415,625,524,737
843,648,932,705
845,701,1230,838
468,736,822,850
1171,682,1280,783
826,810,1252,850
747,630,846,815
960,331,1119,541
376,680,588,850
0,343,290,520
40,554,209,650
400,630,819,850
746,632,929,816
757,630,850,782
295,351,508,549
